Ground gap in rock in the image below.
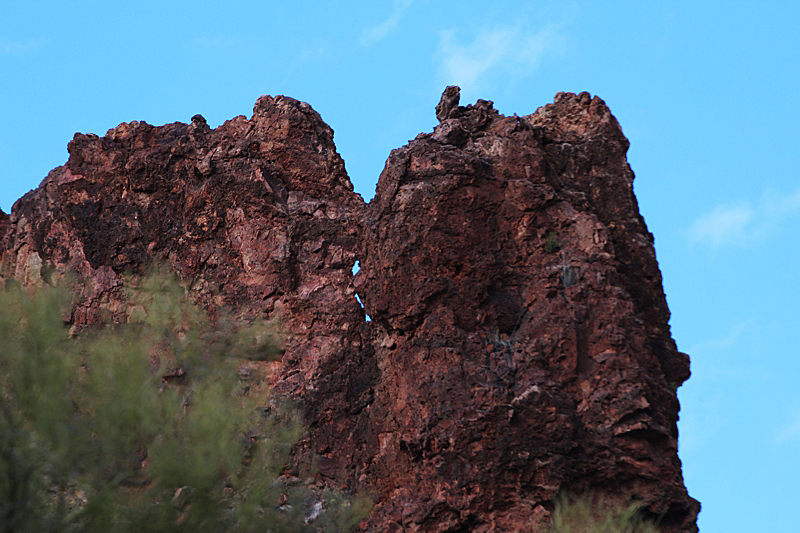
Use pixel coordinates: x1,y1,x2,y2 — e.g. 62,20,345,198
351,259,371,322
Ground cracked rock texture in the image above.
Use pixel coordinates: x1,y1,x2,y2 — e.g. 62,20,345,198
1,89,698,532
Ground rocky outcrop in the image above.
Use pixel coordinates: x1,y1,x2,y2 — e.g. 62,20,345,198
1,95,362,324
0,89,698,532
355,91,697,531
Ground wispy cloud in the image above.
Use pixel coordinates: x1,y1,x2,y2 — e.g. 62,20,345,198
688,204,754,248
298,43,330,62
678,319,758,455
0,37,44,55
360,0,414,46
689,186,800,249
687,319,752,356
435,23,565,95
764,185,800,217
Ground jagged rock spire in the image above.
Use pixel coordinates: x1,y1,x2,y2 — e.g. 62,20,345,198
435,85,460,121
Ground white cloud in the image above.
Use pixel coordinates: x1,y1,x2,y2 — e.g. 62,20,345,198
688,204,754,248
689,185,800,249
687,319,751,355
360,0,414,46
764,186,800,218
435,24,565,95
0,37,44,55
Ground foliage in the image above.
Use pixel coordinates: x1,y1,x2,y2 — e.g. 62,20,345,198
544,231,561,254
546,492,660,533
0,270,368,533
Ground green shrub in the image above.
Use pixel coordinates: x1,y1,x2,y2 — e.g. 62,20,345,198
547,492,660,533
544,231,561,254
0,271,368,532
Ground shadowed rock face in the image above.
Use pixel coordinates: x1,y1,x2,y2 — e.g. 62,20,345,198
0,208,9,247
0,90,699,532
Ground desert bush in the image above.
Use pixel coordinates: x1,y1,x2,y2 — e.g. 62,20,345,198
547,492,660,533
0,271,367,532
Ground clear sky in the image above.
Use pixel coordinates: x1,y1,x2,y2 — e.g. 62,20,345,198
2,1,799,531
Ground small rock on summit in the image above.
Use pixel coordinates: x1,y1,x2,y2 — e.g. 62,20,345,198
435,85,461,121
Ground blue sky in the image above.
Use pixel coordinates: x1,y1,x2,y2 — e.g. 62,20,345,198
2,1,799,531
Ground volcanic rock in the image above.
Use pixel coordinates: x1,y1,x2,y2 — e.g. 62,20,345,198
0,208,10,278
436,85,461,122
0,207,9,244
0,89,699,532
355,92,697,531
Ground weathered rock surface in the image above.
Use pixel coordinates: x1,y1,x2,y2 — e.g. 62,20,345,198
355,92,697,532
0,208,9,250
0,89,699,532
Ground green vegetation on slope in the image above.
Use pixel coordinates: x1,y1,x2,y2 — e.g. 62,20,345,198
547,492,660,533
0,271,368,533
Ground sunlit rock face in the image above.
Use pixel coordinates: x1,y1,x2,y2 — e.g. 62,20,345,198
0,89,698,533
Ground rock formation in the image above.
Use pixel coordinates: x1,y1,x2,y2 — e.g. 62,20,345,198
0,89,699,532
0,208,9,252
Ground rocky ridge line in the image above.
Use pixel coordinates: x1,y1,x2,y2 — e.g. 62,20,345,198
0,87,699,532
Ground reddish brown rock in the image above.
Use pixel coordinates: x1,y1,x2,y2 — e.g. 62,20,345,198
355,92,698,531
0,89,698,532
1,95,362,319
0,209,10,276
0,208,9,244
0,96,373,468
